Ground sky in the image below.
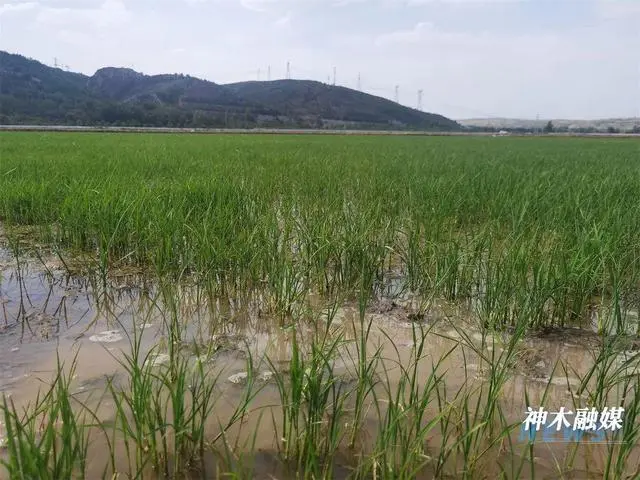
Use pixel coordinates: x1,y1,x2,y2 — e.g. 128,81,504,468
1,0,639,120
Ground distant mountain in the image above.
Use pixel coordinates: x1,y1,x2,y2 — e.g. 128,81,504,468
0,51,460,131
459,117,640,134
225,80,457,130
86,67,250,110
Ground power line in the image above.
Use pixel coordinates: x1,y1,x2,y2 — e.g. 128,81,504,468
234,61,508,114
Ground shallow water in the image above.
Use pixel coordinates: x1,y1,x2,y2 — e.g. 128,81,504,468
1,249,639,479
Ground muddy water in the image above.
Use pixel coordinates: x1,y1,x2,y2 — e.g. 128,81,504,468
1,251,639,479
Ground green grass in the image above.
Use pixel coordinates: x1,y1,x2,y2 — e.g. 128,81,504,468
1,354,93,480
1,132,640,479
2,133,640,330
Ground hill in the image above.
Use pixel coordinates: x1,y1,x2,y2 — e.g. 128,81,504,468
225,80,457,130
459,117,640,134
0,51,459,131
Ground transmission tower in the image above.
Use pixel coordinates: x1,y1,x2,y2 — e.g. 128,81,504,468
417,89,423,111
394,85,399,103
268,65,271,81
286,61,291,79
357,73,361,91
333,67,336,86
54,58,69,70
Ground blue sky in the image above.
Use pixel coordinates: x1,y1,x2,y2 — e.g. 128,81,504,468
1,0,639,119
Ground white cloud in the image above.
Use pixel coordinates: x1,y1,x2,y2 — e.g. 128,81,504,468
375,21,433,46
2,0,638,119
56,29,95,45
273,10,292,27
239,0,279,12
188,0,514,6
595,0,640,19
373,21,567,56
35,0,131,29
0,2,39,16
337,14,638,118
407,0,523,4
331,0,368,6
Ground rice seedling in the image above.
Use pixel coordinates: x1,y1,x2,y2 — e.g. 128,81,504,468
267,322,349,479
2,132,640,478
369,322,455,479
0,353,96,480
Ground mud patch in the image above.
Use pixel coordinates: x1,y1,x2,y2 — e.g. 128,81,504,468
89,330,124,343
1,252,639,479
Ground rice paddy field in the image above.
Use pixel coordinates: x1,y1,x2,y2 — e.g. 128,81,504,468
1,132,640,479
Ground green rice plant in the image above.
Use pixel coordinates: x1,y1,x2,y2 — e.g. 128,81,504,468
3,133,640,328
0,354,93,480
517,366,557,480
364,322,457,479
440,308,529,478
4,133,640,478
430,374,461,478
104,298,261,478
346,286,383,451
395,219,426,292
105,324,163,476
603,381,640,479
574,304,637,409
212,416,264,480
268,324,348,479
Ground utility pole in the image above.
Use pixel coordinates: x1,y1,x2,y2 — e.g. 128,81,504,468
417,89,423,111
394,85,399,103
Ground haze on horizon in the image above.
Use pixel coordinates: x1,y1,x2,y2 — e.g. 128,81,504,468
1,0,639,121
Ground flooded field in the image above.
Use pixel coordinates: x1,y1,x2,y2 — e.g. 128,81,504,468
1,133,640,478
2,246,639,479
